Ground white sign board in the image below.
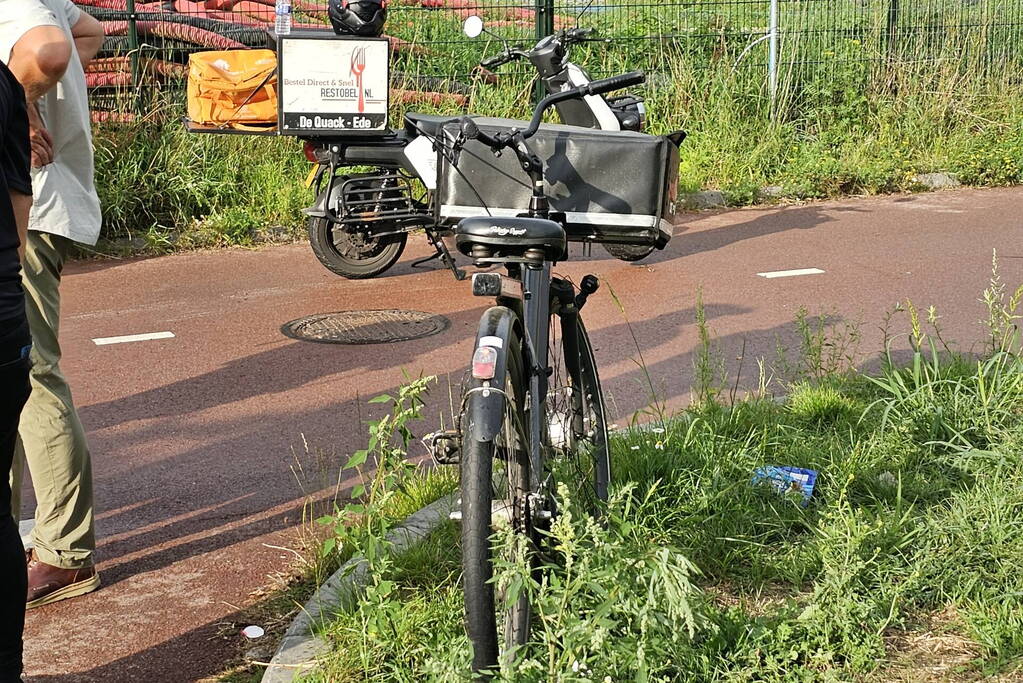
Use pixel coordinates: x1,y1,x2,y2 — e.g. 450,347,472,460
278,35,389,135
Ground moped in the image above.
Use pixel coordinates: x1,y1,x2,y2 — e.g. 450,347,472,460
302,14,655,279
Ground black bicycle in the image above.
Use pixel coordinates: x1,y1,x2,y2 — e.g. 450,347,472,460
429,71,645,676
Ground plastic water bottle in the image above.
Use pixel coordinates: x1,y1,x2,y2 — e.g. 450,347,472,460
274,0,292,35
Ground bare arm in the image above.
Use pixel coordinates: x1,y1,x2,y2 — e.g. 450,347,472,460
70,11,103,69
9,191,31,260
6,25,70,102
6,25,71,167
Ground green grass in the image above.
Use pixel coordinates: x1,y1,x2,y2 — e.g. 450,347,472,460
92,100,311,252
298,274,1023,681
306,382,1023,681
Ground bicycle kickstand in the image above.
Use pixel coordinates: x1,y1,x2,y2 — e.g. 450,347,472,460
413,230,466,281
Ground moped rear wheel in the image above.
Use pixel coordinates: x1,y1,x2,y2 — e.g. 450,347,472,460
602,243,655,262
307,216,407,279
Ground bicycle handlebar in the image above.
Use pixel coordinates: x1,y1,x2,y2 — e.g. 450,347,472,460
521,70,645,137
458,117,501,149
585,70,646,96
456,70,646,152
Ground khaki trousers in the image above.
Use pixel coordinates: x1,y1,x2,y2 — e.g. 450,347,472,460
10,231,95,570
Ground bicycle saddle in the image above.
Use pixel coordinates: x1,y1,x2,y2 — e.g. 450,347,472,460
455,216,567,261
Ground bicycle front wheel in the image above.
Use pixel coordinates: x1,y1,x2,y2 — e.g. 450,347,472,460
461,322,533,676
547,313,611,509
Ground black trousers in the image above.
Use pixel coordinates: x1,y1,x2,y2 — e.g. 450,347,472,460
0,315,30,683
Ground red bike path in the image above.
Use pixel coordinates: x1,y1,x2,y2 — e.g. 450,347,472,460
19,187,1023,681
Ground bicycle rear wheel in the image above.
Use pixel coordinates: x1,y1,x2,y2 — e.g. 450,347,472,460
461,325,533,675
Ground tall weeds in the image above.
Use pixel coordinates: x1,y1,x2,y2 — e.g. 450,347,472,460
303,272,1023,680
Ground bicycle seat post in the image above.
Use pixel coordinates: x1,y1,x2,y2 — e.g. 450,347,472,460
520,259,552,475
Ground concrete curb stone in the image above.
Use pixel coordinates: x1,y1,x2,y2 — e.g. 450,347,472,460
912,172,961,190
260,492,458,682
685,189,727,209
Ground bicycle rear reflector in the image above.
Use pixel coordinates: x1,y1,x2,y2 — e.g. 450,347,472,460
472,345,499,379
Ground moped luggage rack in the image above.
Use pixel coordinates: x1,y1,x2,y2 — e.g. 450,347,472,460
330,173,420,226
182,118,279,136
184,117,467,280
305,132,465,279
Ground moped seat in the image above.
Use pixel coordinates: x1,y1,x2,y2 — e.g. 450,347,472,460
404,112,461,138
455,216,567,261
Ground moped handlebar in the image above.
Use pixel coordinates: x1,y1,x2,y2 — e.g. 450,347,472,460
478,28,596,70
479,48,528,70
479,54,507,69
563,27,596,44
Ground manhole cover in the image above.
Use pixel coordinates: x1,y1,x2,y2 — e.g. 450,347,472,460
281,309,449,345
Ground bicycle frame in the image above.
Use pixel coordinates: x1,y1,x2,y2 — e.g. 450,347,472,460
523,266,552,480
484,154,588,493
468,264,589,509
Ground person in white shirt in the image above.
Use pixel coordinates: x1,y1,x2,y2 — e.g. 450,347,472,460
1,0,103,608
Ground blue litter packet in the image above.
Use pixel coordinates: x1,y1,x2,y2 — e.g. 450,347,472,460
752,465,818,506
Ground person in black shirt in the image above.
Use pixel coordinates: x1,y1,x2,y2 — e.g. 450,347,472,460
0,58,33,683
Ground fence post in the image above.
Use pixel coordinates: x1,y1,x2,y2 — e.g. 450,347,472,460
768,0,779,109
126,0,141,112
535,0,555,43
885,0,899,63
534,0,555,102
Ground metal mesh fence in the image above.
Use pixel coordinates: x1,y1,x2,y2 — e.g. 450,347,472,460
80,0,1023,114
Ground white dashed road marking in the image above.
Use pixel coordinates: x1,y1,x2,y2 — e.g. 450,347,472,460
757,268,826,279
93,331,176,346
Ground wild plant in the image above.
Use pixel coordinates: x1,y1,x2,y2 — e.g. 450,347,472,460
865,259,1023,452
774,307,862,386
606,282,669,423
693,286,728,407
318,374,437,567
981,250,1023,356
485,482,709,681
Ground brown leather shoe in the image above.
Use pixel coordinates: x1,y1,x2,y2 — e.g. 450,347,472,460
26,551,100,609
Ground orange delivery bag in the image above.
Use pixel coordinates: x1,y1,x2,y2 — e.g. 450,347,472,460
187,49,278,130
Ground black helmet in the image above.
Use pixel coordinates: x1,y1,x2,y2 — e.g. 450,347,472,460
329,0,387,37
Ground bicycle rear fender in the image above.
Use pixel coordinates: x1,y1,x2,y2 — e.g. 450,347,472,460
468,305,522,443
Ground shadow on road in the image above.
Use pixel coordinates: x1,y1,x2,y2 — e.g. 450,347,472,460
25,602,266,682
70,301,756,587
78,306,486,432
640,203,871,267
26,305,915,681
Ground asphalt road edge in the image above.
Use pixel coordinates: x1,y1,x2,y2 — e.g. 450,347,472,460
260,492,458,683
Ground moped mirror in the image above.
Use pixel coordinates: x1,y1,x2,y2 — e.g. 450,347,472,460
574,0,596,27
463,16,484,39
